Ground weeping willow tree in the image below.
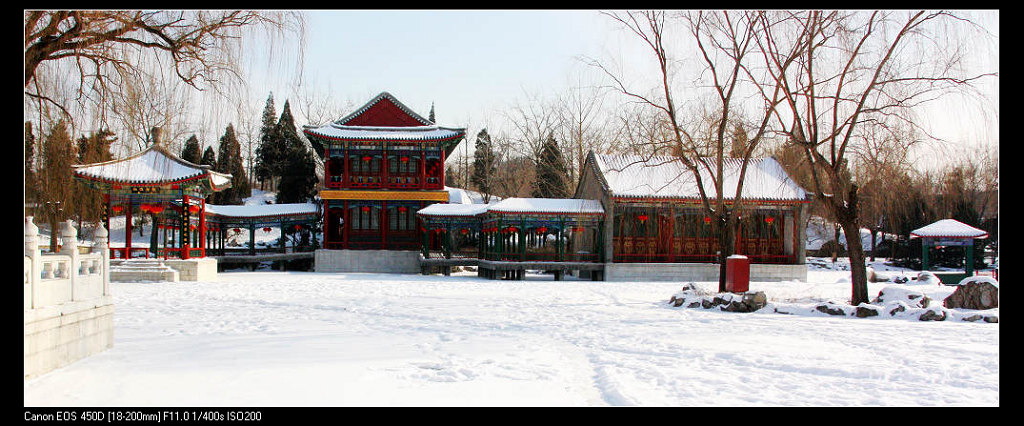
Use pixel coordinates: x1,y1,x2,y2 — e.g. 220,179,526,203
25,10,306,154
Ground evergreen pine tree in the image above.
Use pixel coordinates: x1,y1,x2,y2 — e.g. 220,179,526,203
180,134,202,164
531,135,570,199
254,92,279,190
470,128,497,203
200,146,217,168
215,124,250,205
446,164,460,188
40,120,76,250
276,141,317,204
274,100,317,203
73,129,115,223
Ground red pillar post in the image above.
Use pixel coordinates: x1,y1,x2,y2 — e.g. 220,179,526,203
125,198,132,259
182,194,191,259
198,197,206,257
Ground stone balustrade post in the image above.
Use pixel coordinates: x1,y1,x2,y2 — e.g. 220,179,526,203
60,220,80,301
93,223,110,296
26,216,41,309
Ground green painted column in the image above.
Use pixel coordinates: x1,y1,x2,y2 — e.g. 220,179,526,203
965,243,974,276
921,239,930,271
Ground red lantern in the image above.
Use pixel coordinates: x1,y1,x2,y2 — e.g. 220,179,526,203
189,205,200,213
461,228,469,235
139,203,151,213
294,224,302,231
362,155,372,162
263,227,272,233
400,156,409,163
765,217,775,224
637,214,648,223
233,228,241,233
397,206,408,213
150,204,164,214
361,206,371,213
112,205,124,213
537,226,547,234
574,226,585,233
704,216,712,224
509,227,518,233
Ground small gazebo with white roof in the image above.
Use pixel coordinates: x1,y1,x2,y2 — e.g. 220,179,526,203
910,218,989,282
72,127,232,259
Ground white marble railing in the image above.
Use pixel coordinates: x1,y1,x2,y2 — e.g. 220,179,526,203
24,217,110,310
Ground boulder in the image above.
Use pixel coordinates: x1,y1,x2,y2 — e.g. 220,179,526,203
916,271,942,285
855,305,880,318
720,291,768,313
873,286,931,309
815,302,847,316
918,308,947,321
943,278,999,310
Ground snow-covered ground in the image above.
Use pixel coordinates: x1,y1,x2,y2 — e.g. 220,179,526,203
24,191,998,406
23,257,998,407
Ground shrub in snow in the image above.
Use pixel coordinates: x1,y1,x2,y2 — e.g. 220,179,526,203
943,278,998,310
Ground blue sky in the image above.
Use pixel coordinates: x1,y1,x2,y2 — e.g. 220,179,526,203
239,10,998,166
254,10,617,129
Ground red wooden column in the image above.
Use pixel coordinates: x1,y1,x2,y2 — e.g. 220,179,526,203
182,194,191,260
198,197,206,256
125,198,132,259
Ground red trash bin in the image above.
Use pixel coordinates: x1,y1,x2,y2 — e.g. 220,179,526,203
726,255,750,293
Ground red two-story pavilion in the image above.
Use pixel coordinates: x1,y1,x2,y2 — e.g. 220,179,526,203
303,92,466,250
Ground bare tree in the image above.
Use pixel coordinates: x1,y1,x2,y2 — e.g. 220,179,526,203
592,10,805,291
762,10,997,304
25,10,304,150
554,79,610,185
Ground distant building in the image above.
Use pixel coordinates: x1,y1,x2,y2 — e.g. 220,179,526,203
573,152,811,281
303,92,466,251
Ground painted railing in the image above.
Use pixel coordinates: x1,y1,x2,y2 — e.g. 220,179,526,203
25,217,110,310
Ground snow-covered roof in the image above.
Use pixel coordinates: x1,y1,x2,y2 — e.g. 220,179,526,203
591,154,808,202
417,203,491,217
488,198,604,215
304,125,465,142
418,198,604,218
302,92,465,143
910,219,989,239
73,144,231,190
205,203,318,219
446,186,499,205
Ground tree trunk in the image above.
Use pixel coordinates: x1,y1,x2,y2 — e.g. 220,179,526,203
832,223,840,264
716,213,736,292
840,217,870,305
836,183,868,305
